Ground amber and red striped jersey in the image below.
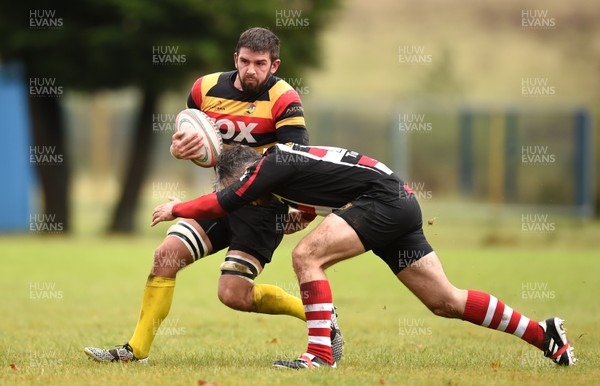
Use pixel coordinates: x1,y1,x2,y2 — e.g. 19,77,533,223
172,144,411,220
186,71,308,153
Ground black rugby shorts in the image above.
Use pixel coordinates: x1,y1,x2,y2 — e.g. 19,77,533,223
195,198,288,267
334,194,433,274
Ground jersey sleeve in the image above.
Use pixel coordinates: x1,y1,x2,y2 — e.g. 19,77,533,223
217,151,297,212
171,192,227,220
186,77,204,109
276,123,309,145
271,88,309,145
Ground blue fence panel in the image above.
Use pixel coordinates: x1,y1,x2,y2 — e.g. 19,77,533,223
0,62,35,232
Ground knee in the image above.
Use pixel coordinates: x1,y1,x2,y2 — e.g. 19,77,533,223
291,243,317,273
424,290,466,319
217,279,253,311
152,244,187,277
427,301,457,318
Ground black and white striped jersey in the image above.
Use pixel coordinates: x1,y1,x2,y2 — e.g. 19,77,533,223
217,144,408,216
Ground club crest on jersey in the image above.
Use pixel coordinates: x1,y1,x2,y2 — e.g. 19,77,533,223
245,104,256,115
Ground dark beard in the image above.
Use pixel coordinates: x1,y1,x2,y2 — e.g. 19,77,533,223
240,73,269,96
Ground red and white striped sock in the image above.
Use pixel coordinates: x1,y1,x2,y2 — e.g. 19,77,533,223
463,290,544,349
300,280,334,365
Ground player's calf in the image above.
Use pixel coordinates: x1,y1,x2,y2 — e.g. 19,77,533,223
423,290,468,319
218,274,255,311
217,254,261,311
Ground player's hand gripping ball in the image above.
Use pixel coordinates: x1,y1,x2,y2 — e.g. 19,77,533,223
175,108,223,167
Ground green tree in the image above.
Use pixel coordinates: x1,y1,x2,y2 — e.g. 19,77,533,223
0,0,338,232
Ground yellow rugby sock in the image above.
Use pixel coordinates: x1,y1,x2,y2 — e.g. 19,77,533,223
252,284,306,321
128,276,176,358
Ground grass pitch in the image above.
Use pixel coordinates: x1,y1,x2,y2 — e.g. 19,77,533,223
1,221,600,386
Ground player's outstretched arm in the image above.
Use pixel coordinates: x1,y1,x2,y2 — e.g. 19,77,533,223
151,193,230,227
150,197,181,226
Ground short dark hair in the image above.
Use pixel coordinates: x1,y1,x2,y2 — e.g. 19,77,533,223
215,145,262,190
235,27,280,62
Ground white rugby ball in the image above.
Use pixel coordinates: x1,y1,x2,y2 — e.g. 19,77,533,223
175,108,223,168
